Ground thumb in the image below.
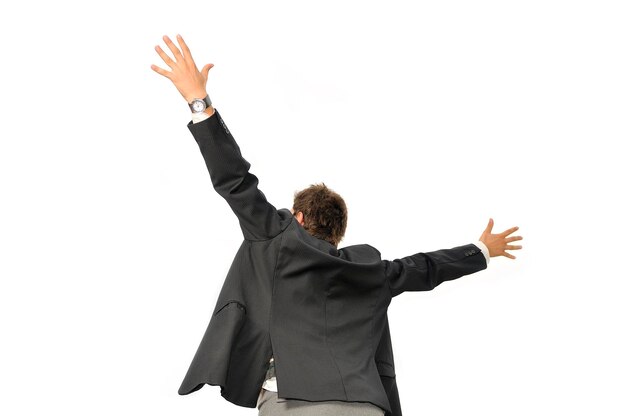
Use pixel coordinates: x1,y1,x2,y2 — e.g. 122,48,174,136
484,218,494,235
201,63,214,79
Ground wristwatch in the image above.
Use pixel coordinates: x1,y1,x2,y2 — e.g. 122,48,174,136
188,95,212,113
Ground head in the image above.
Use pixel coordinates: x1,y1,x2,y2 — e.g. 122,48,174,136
290,183,348,247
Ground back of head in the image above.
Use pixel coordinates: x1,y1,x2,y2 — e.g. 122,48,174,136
292,183,348,247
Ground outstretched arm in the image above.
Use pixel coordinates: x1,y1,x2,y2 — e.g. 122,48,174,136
384,220,522,297
152,35,284,240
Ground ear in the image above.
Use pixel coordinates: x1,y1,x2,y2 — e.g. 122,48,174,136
295,211,304,226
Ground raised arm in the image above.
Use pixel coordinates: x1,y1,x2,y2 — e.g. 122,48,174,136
152,34,284,240
384,219,522,297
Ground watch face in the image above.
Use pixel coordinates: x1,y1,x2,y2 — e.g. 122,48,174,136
192,100,206,112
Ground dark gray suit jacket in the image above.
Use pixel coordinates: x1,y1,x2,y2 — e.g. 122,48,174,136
177,109,487,415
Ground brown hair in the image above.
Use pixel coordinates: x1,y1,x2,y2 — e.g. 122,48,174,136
292,183,348,247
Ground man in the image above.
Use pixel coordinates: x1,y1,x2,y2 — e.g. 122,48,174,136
151,35,523,416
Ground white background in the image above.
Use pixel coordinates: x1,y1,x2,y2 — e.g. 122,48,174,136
1,1,625,415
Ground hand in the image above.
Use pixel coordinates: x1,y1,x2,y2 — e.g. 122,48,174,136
151,34,214,103
479,218,523,259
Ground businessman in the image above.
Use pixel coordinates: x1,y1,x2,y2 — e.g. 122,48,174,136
152,35,523,416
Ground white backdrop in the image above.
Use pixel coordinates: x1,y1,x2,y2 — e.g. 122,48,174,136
1,1,625,415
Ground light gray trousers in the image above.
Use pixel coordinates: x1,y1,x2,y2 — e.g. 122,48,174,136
257,389,385,416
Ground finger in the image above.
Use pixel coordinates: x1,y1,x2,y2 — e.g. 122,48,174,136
503,252,516,260
151,64,172,79
505,236,523,243
500,226,520,237
201,63,214,79
483,218,494,235
163,35,184,62
505,245,522,250
176,34,194,63
155,45,176,68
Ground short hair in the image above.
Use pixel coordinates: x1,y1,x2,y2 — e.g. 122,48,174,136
292,183,348,247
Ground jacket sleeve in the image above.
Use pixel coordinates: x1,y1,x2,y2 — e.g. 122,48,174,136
187,109,284,240
383,243,487,297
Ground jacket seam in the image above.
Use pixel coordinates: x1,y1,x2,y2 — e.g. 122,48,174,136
369,280,388,375
214,300,247,316
267,229,285,390
383,261,393,298
324,293,349,400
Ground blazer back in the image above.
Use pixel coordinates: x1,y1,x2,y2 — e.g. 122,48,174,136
177,110,487,416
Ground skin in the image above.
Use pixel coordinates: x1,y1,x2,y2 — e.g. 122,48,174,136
289,209,305,227
151,34,215,116
152,34,523,259
479,218,523,259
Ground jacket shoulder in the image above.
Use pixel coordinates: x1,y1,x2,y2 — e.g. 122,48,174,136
338,243,382,261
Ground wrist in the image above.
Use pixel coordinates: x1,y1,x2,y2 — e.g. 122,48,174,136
186,90,208,103
190,105,215,124
188,94,212,114
475,240,491,265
